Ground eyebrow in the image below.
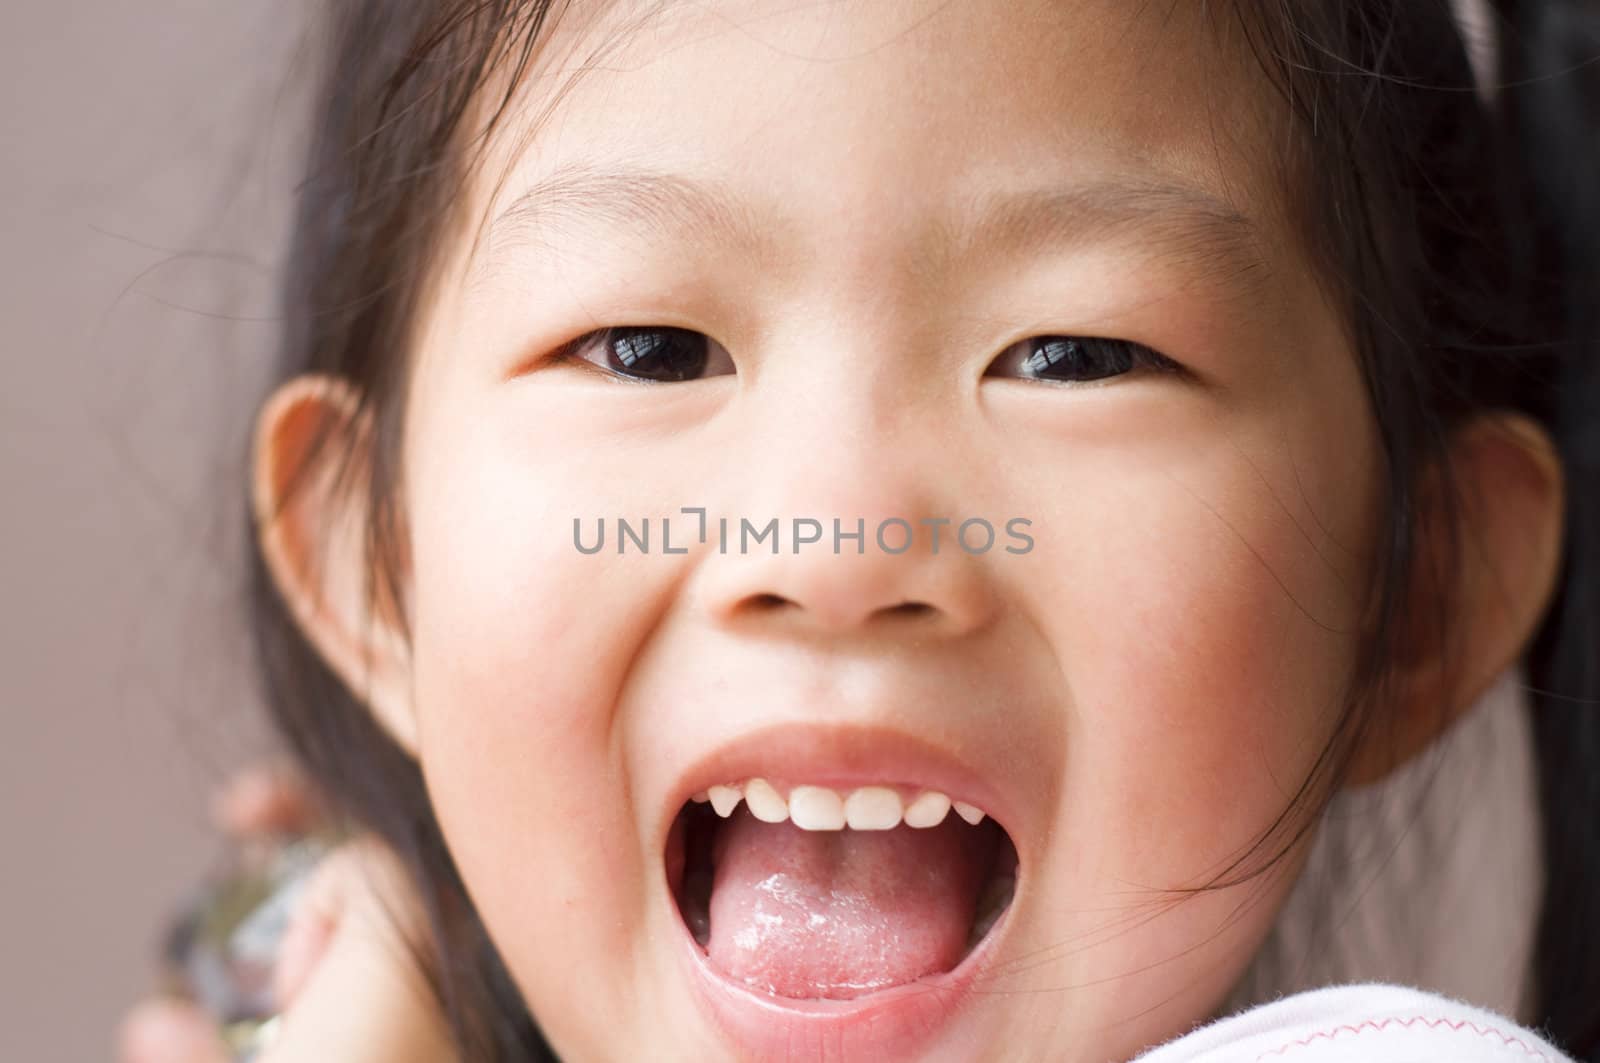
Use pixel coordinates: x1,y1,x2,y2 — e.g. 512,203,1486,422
475,160,1271,294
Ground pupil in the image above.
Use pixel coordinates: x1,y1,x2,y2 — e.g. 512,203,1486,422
1025,337,1132,382
1025,338,1081,377
610,328,706,381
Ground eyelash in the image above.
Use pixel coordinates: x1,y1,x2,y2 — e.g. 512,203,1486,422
557,327,731,384
556,326,1179,386
986,335,1180,386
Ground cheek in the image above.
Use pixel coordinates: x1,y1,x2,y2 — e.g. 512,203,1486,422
399,405,681,1006
980,401,1378,1028
1029,402,1379,886
1067,496,1351,874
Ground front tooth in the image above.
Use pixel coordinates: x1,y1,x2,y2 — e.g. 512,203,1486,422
707,784,742,818
903,790,951,828
743,778,789,823
952,801,985,826
844,786,902,830
690,790,710,804
789,785,846,830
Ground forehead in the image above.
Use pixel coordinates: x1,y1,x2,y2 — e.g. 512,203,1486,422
456,0,1294,298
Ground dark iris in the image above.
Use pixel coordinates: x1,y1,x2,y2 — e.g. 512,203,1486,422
1019,336,1147,383
600,326,709,382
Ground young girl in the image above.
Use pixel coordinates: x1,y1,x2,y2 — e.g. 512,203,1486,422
118,0,1600,1059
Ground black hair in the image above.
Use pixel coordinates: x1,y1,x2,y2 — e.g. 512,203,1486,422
249,1,1600,1058
1500,0,1600,1051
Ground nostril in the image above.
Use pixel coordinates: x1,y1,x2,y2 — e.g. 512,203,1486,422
729,594,941,627
748,593,792,611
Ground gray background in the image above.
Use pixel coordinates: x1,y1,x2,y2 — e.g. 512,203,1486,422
2,4,314,1059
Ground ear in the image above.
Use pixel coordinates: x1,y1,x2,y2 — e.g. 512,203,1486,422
252,374,418,757
1343,412,1565,787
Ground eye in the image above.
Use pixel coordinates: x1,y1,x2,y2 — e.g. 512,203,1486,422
561,326,734,383
985,335,1178,385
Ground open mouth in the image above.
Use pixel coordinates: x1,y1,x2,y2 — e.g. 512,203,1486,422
666,780,1019,1002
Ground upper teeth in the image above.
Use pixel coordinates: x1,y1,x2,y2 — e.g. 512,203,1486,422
689,781,987,831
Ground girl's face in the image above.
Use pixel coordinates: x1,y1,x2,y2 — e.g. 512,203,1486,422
398,2,1381,1059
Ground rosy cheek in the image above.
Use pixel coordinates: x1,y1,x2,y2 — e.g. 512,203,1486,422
1040,446,1370,883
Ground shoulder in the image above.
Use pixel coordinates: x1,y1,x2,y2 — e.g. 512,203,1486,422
1130,984,1575,1063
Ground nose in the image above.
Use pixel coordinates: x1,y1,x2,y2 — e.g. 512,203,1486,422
690,450,1000,643
697,527,997,639
677,308,1014,643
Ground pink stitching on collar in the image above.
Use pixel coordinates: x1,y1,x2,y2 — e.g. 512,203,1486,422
1254,1015,1557,1061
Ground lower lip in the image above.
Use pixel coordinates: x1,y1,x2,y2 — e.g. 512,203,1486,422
673,892,1013,1062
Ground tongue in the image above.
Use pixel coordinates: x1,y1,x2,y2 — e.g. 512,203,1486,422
706,810,992,999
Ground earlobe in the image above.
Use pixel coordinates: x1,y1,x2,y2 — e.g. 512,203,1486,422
252,374,419,757
1344,411,1565,787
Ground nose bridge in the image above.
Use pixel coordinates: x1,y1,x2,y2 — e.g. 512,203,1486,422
773,298,961,459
